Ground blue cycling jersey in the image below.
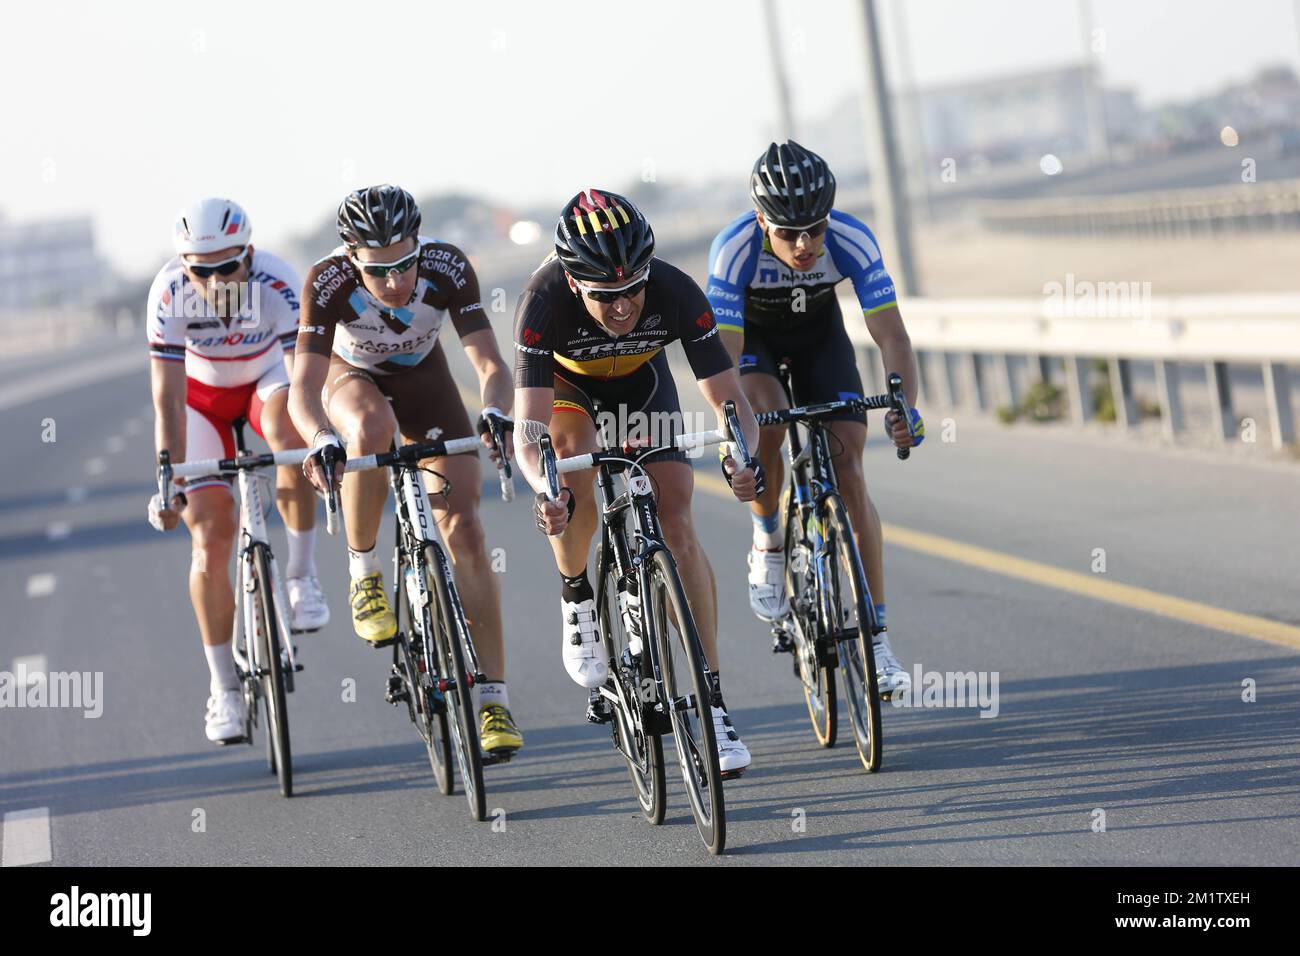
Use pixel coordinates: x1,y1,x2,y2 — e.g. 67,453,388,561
705,209,897,333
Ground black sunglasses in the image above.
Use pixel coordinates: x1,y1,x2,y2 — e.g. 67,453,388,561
579,276,650,303
185,249,248,279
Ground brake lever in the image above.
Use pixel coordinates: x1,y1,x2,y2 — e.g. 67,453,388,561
886,372,912,461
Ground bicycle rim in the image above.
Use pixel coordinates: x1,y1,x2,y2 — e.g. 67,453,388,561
428,545,486,822
649,549,724,855
784,491,836,747
597,561,664,824
398,554,452,795
824,495,882,772
254,546,292,797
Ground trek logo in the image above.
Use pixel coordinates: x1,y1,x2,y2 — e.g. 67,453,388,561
694,312,715,331
521,327,542,346
50,886,151,936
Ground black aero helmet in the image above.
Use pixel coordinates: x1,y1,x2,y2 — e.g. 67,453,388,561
750,140,836,226
336,184,422,249
554,189,654,282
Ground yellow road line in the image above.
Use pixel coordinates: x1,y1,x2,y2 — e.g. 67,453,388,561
462,376,1300,651
695,469,1300,651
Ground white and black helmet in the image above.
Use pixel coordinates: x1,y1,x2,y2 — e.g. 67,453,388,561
173,198,252,255
336,184,422,249
750,141,836,227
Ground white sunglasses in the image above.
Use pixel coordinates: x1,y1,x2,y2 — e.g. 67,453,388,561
572,266,651,302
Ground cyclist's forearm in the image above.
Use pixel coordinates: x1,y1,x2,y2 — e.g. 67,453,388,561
876,337,918,407
150,360,186,461
477,366,514,417
699,369,760,456
288,354,334,443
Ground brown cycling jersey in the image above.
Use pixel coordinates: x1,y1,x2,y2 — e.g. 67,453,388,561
513,256,732,388
296,238,491,375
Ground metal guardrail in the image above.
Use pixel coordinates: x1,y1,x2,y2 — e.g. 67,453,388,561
844,292,1300,450
975,179,1300,238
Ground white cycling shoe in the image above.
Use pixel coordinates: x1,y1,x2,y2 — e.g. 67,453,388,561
873,634,911,700
287,576,329,632
205,689,247,745
747,546,789,622
712,706,752,774
562,597,608,689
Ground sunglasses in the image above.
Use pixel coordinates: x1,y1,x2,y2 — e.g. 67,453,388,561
574,269,651,303
767,218,829,242
184,248,248,279
352,248,421,278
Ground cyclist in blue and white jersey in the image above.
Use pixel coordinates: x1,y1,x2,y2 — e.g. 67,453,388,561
706,141,924,697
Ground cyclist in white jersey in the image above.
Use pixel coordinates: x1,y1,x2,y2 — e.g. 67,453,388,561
147,198,328,745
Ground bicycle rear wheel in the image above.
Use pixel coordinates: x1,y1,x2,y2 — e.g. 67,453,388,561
784,490,836,747
823,494,882,772
253,544,292,797
426,544,486,822
596,560,664,824
396,552,453,795
647,548,724,855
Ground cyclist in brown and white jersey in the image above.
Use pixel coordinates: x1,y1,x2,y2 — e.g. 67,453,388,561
514,189,763,774
289,185,523,755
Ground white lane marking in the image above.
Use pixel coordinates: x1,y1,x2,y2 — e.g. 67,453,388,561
46,521,71,540
2,808,52,867
26,574,56,597
0,348,145,413
85,458,107,475
66,486,88,503
12,654,47,685
106,435,125,454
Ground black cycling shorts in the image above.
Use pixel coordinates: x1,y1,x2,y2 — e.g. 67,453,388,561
552,350,689,463
738,299,867,425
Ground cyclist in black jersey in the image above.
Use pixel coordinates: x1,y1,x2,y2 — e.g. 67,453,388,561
514,189,763,774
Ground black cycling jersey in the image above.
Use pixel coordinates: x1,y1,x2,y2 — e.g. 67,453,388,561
513,256,732,389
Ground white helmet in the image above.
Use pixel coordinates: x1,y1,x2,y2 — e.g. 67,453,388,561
173,198,252,255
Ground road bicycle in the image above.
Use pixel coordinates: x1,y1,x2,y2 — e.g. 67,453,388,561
158,419,311,797
337,426,514,822
533,400,751,855
760,368,912,772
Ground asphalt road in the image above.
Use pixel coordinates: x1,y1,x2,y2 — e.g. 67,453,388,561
1,338,1297,866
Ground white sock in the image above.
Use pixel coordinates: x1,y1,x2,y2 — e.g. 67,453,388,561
204,642,239,694
477,681,509,710
348,545,381,579
751,510,783,551
285,525,316,580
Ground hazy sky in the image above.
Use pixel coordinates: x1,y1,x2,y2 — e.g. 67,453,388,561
3,0,1297,276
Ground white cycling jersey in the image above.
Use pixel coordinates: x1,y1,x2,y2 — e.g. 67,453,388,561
146,249,302,388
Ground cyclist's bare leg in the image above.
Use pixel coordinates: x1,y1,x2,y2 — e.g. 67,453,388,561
546,411,600,578
826,419,883,603
740,372,789,521
326,376,398,553
645,459,720,668
260,387,315,532
416,444,506,682
182,486,239,647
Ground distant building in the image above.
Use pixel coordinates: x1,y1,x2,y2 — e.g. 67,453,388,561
0,214,105,311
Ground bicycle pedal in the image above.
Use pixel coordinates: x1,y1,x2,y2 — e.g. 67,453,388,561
213,735,248,747
289,627,320,635
481,748,518,765
719,768,746,781
771,629,794,654
585,699,613,725
363,635,399,649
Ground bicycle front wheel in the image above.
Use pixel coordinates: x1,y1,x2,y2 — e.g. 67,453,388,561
596,560,664,824
784,490,836,747
253,544,293,797
647,548,724,855
426,544,486,822
823,494,882,772
396,552,452,795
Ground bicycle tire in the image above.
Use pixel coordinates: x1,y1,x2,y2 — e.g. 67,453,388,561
253,544,293,797
784,489,837,747
397,551,453,795
647,548,725,855
823,494,883,772
426,543,486,822
596,559,665,824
